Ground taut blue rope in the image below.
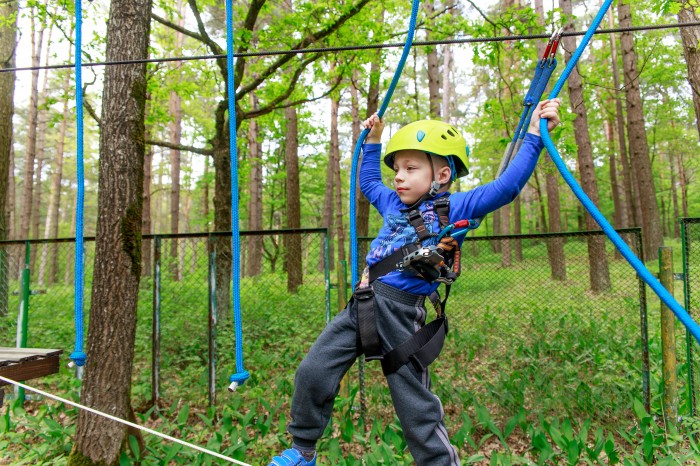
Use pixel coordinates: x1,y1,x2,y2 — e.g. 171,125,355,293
71,0,86,367
349,0,421,286
225,0,249,390
540,0,700,343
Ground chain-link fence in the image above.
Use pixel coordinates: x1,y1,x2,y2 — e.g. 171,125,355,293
681,218,700,416
355,228,650,426
1,227,650,427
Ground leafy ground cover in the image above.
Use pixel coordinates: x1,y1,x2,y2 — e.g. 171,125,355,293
1,238,699,464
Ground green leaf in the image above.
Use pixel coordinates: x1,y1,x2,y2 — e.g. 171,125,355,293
129,435,141,461
177,403,190,427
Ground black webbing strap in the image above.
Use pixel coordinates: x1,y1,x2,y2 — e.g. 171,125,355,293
380,292,449,376
368,243,420,283
355,286,383,360
434,197,451,228
407,209,431,241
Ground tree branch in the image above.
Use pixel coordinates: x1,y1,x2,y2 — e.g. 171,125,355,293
234,0,267,87
235,0,371,102
146,139,213,156
151,12,207,43
244,67,344,119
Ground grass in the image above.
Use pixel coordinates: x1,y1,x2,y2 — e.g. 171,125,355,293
2,235,700,464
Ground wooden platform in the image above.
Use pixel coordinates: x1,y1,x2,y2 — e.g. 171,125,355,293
0,347,63,387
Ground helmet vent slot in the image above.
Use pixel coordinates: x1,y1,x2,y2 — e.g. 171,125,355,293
447,129,455,137
441,135,447,140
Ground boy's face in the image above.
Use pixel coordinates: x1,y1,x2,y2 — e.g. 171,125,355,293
392,150,435,205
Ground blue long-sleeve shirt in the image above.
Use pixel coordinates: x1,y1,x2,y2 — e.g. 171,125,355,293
360,132,545,295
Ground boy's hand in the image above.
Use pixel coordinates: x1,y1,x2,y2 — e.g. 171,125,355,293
527,98,561,136
363,112,384,144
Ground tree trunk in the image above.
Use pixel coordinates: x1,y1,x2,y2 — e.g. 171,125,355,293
618,0,662,261
48,60,72,284
608,9,635,228
561,0,610,292
678,0,700,140
169,0,185,282
69,0,150,463
424,0,441,118
676,149,689,218
333,96,345,265
0,0,17,316
142,101,153,278
320,92,337,273
246,93,263,277
19,5,45,243
545,160,567,280
513,196,522,262
213,101,232,318
500,204,512,267
356,14,383,244
605,117,624,229
284,106,302,293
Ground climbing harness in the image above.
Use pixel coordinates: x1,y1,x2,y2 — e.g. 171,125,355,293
539,0,700,342
355,196,458,376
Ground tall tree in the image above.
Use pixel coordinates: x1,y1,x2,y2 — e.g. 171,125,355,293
561,0,610,292
0,0,17,316
18,0,47,245
169,0,186,282
68,0,151,462
678,0,700,139
425,0,441,118
246,93,263,277
284,104,302,293
618,0,662,260
607,8,635,228
151,0,371,312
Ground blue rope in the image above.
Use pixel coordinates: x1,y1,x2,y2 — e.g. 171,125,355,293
349,0,421,285
71,0,86,367
226,0,249,388
540,0,700,343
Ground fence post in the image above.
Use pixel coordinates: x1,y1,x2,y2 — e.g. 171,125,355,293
152,236,161,409
15,241,30,405
208,236,217,407
680,219,696,417
659,246,678,428
324,229,331,324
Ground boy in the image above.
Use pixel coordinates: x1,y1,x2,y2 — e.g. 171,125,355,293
270,99,561,466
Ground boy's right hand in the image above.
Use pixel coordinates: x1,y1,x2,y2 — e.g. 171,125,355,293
363,112,384,144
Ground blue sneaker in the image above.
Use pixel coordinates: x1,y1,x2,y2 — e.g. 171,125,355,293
268,448,316,466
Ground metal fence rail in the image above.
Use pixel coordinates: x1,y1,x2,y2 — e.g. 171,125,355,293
681,218,700,416
0,227,649,426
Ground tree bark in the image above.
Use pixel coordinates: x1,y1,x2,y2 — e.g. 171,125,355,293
608,9,635,228
425,0,441,118
169,0,185,282
284,106,302,293
332,95,345,265
68,0,150,462
0,0,17,316
678,0,700,140
561,0,610,292
246,93,264,277
19,3,45,243
618,0,662,261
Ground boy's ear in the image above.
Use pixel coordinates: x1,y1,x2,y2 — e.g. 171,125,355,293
437,165,452,185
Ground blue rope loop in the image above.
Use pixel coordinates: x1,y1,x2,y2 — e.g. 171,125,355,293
72,0,86,367
540,0,700,343
350,0,421,286
225,0,249,386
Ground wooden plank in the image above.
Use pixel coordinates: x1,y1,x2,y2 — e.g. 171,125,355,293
0,353,61,386
0,347,62,357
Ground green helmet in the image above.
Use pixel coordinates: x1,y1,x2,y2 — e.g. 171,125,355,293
384,120,469,179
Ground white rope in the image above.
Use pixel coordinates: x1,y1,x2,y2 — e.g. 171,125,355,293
0,375,251,466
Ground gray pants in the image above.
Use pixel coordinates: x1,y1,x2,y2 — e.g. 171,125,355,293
288,280,460,466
